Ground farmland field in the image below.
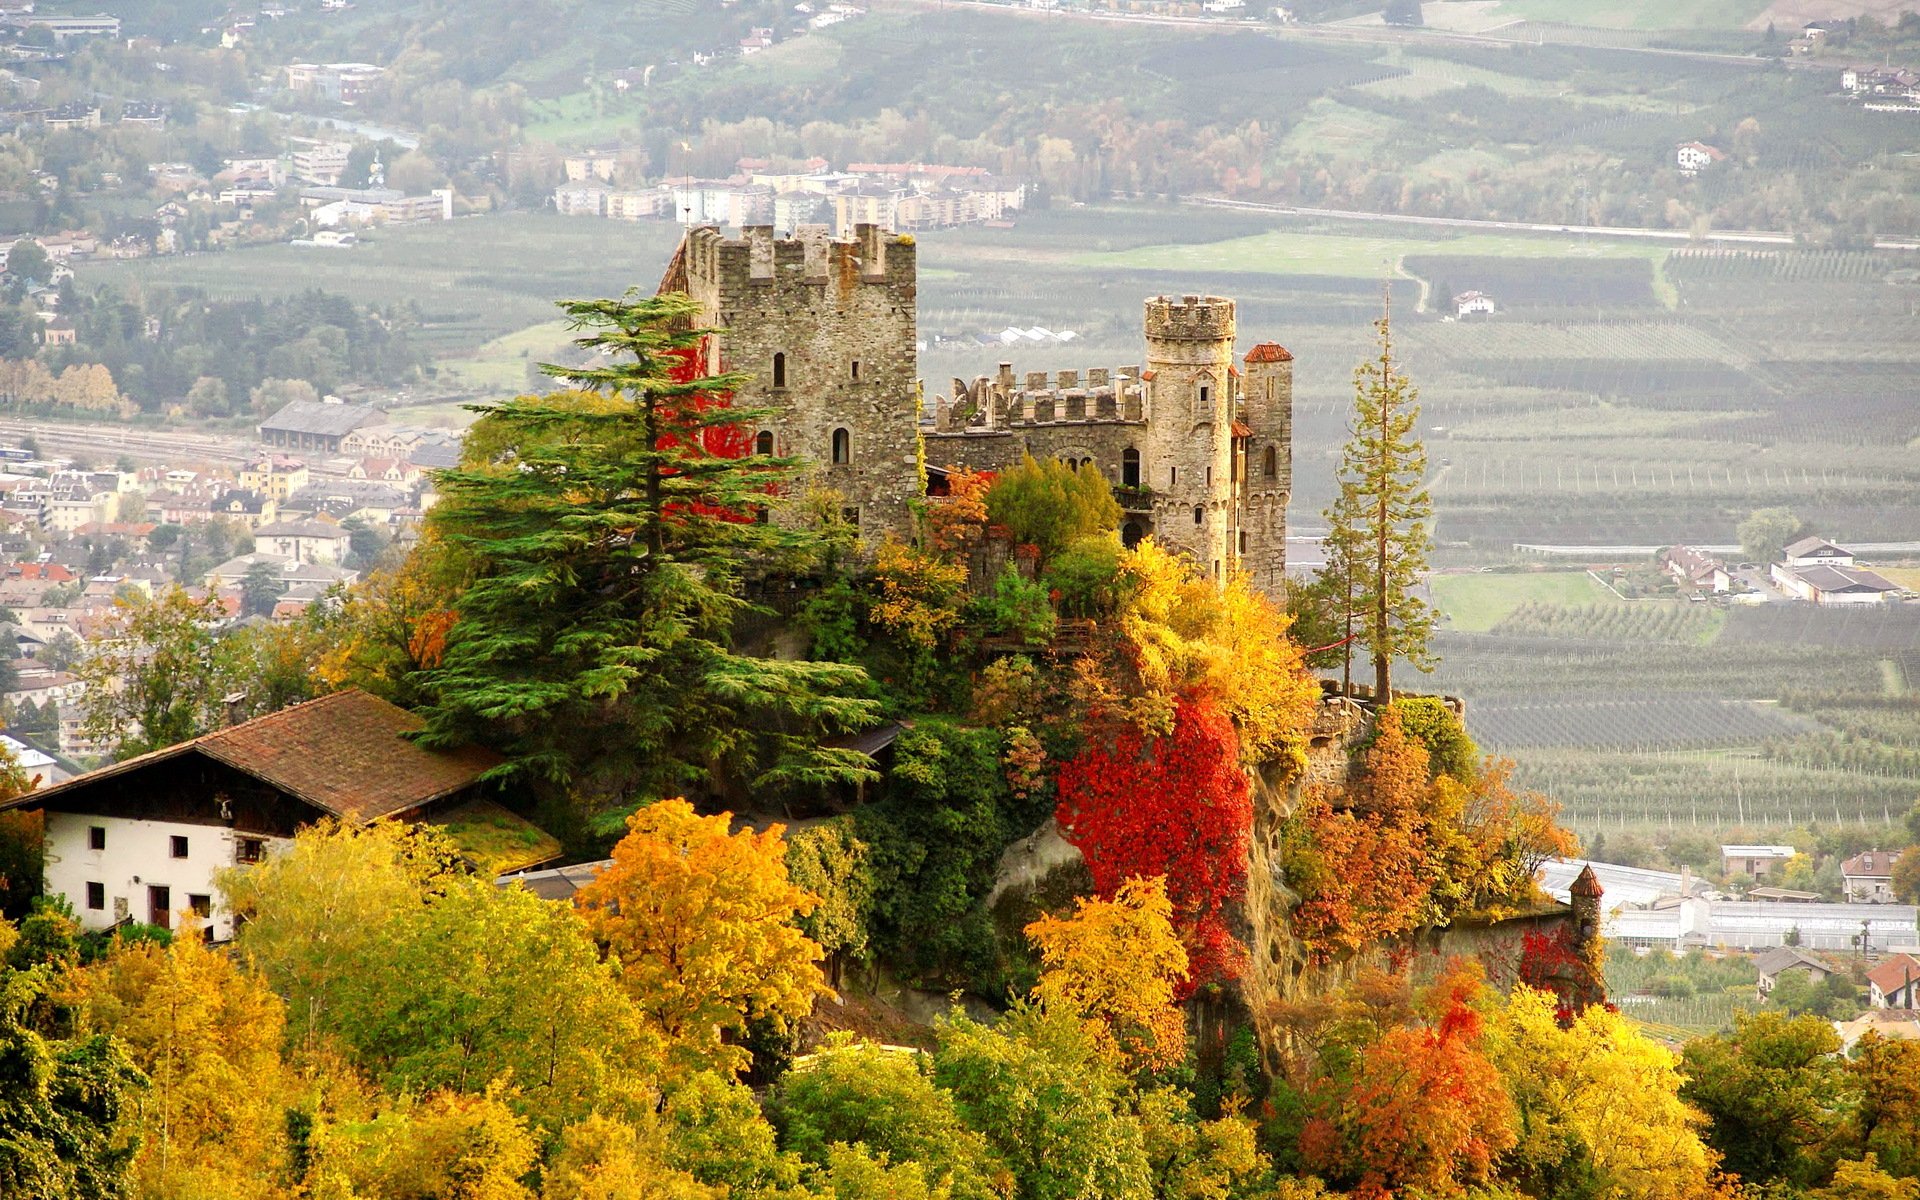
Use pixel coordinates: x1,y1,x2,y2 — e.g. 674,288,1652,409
1429,572,1615,631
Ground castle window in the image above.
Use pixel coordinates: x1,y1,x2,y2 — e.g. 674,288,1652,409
850,360,861,381
1193,505,1204,526
831,428,850,465
842,506,860,528
1169,466,1177,487
1122,448,1140,489
1206,465,1212,486
754,430,775,456
1198,384,1210,409
772,352,787,389
1122,521,1143,548
1264,445,1278,478
1239,531,1248,554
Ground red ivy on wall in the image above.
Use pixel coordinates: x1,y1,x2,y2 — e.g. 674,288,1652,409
1055,695,1251,990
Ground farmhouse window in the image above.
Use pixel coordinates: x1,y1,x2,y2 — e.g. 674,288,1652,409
88,825,106,851
85,881,104,910
171,835,189,859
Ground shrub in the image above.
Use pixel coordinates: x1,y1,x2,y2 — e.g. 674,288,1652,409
984,454,1121,562
1042,534,1128,618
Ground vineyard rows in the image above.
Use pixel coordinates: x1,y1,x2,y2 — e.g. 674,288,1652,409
1466,694,1813,751
1416,321,1727,362
1666,248,1898,283
1721,605,1920,651
1505,748,1918,831
1491,601,1720,644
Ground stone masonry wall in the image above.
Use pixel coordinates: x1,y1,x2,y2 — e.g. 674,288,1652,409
680,224,922,535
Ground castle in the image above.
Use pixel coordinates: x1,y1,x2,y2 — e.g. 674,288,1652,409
664,223,1293,594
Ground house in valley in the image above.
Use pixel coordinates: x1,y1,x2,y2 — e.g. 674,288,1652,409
1870,954,1920,1009
1845,850,1903,904
1754,946,1832,998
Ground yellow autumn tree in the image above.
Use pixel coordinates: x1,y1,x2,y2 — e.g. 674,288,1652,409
1115,540,1317,769
72,933,294,1199
575,799,830,1076
1490,986,1719,1200
1025,875,1190,1073
540,1113,721,1200
304,1083,539,1200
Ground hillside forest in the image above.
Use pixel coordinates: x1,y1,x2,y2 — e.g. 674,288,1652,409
2,291,1917,1200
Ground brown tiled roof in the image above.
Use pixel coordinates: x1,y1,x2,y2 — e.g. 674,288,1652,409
1870,954,1920,997
1844,850,1901,877
2,689,501,823
199,690,501,821
1569,864,1604,898
1244,343,1293,363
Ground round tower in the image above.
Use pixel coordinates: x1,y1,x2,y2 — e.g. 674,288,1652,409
1141,295,1237,578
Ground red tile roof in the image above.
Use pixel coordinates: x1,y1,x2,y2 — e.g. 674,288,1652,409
1245,343,1293,363
6,689,501,824
1870,954,1920,998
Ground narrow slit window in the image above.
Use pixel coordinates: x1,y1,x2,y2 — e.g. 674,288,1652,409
850,360,861,381
772,352,787,389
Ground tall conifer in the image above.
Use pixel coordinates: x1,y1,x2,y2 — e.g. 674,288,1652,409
1323,306,1434,699
417,291,878,812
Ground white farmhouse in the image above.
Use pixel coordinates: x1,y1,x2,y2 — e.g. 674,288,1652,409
0,690,557,941
1676,141,1727,174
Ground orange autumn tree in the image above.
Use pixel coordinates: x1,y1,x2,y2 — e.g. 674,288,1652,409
575,799,830,1076
1025,876,1190,1074
1298,962,1517,1200
1282,705,1574,964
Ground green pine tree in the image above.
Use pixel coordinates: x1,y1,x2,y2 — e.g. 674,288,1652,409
416,291,880,813
1324,308,1434,700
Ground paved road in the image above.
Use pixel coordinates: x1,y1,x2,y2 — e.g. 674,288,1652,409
1185,195,1920,252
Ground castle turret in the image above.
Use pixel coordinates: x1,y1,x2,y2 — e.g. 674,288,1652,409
1239,342,1293,594
1140,295,1237,578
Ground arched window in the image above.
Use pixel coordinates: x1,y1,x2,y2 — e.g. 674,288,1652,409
1122,521,1143,549
754,430,775,456
1122,448,1140,489
772,352,787,389
1263,445,1278,478
831,428,850,465
1192,505,1204,526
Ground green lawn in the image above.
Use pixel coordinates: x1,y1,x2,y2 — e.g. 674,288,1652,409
438,319,578,396
1429,571,1616,631
1072,229,1671,280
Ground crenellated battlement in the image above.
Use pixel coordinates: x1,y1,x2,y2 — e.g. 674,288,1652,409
682,222,914,293
1144,294,1235,342
931,361,1148,433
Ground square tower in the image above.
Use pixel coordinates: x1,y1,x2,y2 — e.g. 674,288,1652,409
674,224,921,537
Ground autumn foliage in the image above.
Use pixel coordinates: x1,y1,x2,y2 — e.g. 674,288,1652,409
575,799,831,1077
1025,876,1190,1074
1055,695,1252,989
1298,963,1517,1200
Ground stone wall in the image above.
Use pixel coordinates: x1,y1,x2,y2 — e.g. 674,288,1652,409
680,223,922,534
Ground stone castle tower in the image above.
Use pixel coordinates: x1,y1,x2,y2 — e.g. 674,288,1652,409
667,223,922,533
662,226,1292,594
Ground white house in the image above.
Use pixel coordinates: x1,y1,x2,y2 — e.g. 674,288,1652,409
1869,954,1920,1008
1845,850,1902,904
0,690,555,941
255,518,352,565
1453,290,1496,318
1664,545,1731,593
1676,142,1727,173
1783,536,1854,568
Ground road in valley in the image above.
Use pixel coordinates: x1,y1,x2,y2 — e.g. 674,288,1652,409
0,418,259,467
1184,195,1920,252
